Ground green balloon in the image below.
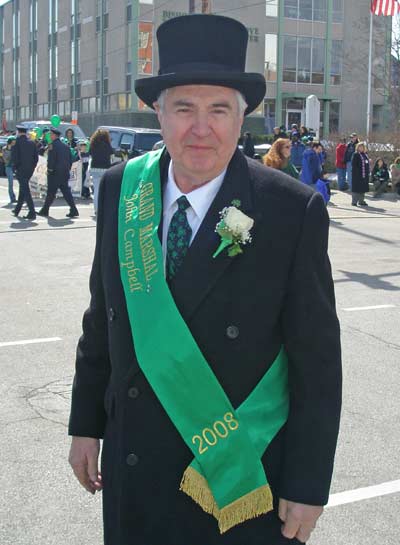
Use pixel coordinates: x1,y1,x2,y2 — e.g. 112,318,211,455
45,132,52,144
50,114,61,127
34,127,43,138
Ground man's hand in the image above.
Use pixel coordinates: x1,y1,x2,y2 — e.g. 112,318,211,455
69,437,102,495
279,498,323,543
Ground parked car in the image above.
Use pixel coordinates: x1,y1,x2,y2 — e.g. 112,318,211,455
96,126,162,160
0,135,9,176
20,120,87,139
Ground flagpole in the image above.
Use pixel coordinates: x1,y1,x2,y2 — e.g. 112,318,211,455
367,10,374,139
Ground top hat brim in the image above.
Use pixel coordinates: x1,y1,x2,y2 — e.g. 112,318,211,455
135,72,266,116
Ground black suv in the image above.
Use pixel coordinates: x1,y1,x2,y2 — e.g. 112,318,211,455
97,126,162,160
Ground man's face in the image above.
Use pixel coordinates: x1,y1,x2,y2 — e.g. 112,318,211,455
154,85,244,185
50,132,57,142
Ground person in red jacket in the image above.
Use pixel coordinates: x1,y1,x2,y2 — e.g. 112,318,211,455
336,137,349,191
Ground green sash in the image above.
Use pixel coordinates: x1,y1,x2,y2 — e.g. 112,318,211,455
118,150,289,533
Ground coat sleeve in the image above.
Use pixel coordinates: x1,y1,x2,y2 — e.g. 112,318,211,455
68,174,111,438
47,145,56,174
11,141,20,170
280,191,342,506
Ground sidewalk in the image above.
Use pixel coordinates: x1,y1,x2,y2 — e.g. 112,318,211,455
328,189,400,220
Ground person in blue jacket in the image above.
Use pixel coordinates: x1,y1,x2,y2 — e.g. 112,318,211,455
290,135,305,170
300,141,322,185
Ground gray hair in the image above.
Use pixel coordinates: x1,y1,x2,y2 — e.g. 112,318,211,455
156,88,247,115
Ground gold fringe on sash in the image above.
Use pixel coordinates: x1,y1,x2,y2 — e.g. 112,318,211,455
179,467,273,534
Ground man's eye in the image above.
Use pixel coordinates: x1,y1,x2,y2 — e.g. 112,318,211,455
177,108,190,113
212,109,227,115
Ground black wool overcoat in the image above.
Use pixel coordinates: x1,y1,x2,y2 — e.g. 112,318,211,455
69,149,342,545
351,152,370,193
11,135,39,179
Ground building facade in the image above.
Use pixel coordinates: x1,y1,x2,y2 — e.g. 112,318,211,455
0,0,392,136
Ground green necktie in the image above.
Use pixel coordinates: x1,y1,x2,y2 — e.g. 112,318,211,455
166,195,192,281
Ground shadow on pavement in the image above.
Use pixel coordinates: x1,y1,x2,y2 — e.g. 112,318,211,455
330,220,396,245
9,219,39,230
335,269,400,291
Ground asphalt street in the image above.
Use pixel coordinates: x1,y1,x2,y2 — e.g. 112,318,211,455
0,178,399,545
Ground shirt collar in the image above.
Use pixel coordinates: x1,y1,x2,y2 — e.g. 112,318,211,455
164,161,227,219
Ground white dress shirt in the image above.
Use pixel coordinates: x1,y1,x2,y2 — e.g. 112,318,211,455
162,161,226,262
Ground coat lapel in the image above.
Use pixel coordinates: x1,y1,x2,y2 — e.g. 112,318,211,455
169,149,256,322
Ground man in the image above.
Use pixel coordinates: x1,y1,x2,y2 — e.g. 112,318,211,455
69,14,341,545
300,141,323,185
3,136,17,204
290,124,300,141
242,131,255,158
11,125,39,220
273,126,287,141
37,128,79,218
335,137,349,191
344,132,359,190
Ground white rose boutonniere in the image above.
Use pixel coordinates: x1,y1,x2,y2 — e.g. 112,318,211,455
213,200,254,258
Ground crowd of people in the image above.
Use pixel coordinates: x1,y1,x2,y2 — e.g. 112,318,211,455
1,125,115,220
3,119,400,220
242,125,400,206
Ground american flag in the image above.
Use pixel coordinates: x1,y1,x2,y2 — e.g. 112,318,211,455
371,0,400,15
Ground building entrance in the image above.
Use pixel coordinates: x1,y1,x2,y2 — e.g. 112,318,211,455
286,109,304,129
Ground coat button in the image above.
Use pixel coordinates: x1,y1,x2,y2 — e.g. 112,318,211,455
128,387,140,399
126,453,139,466
109,307,116,322
226,325,239,339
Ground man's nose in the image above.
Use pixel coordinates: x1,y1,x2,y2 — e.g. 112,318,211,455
191,113,212,138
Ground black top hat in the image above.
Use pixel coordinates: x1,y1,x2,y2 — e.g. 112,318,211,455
50,127,61,136
135,14,266,116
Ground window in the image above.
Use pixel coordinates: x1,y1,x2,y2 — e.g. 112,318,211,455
329,101,340,133
264,99,276,133
264,34,278,82
284,0,327,22
266,0,278,17
312,38,325,84
313,0,327,22
297,37,311,83
332,0,343,23
120,133,135,149
283,36,326,84
127,2,132,22
330,40,342,85
283,36,297,83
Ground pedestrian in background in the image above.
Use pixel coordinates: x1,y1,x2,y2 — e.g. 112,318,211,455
300,125,309,139
3,136,17,204
290,123,300,140
300,141,322,185
11,125,39,220
37,128,79,218
351,142,370,207
290,135,305,171
371,158,389,198
273,126,287,141
344,132,359,190
78,140,91,199
264,138,299,179
89,129,114,214
242,131,255,158
335,137,349,191
65,128,78,150
389,157,400,196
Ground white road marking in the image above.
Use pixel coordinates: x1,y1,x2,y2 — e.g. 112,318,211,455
327,480,400,507
342,304,396,312
0,337,62,348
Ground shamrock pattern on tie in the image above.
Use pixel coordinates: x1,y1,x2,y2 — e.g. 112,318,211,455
166,196,192,281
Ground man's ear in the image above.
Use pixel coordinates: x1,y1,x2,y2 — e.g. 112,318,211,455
153,102,163,126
